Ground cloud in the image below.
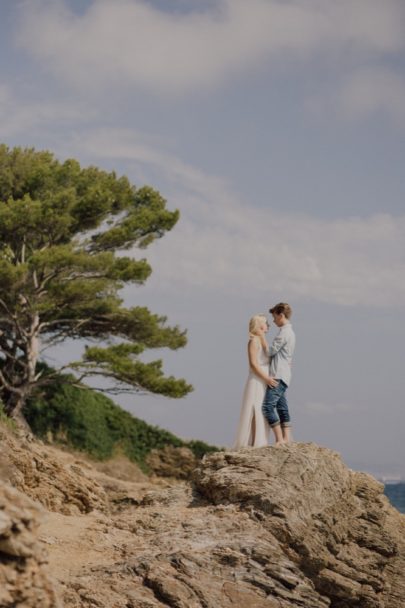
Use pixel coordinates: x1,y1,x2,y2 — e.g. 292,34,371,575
339,67,405,126
0,84,92,139
16,0,405,98
74,127,405,308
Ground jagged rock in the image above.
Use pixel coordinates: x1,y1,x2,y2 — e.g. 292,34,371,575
0,481,61,607
2,425,404,608
193,443,405,607
145,445,198,479
119,483,331,608
0,425,108,514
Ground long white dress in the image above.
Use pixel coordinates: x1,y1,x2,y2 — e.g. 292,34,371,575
233,337,271,448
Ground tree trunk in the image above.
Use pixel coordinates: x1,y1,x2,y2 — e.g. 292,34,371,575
2,313,41,437
6,392,33,438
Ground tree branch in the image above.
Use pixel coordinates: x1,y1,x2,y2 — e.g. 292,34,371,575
0,368,23,395
0,341,28,369
0,298,13,317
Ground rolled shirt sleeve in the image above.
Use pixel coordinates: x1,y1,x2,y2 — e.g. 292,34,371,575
269,323,296,386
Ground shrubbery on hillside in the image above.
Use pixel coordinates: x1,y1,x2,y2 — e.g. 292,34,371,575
25,379,218,470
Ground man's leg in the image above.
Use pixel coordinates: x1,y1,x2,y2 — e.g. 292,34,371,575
276,386,292,443
282,425,292,442
273,423,284,444
262,385,285,445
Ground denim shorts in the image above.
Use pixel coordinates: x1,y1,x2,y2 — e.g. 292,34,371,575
262,380,291,428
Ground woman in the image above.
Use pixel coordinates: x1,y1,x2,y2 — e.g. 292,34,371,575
233,314,278,448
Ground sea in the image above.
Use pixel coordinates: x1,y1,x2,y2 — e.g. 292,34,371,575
383,482,405,514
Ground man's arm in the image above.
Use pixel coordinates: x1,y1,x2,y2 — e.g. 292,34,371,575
269,330,287,356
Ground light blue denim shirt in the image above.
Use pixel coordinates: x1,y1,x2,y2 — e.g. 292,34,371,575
269,322,296,386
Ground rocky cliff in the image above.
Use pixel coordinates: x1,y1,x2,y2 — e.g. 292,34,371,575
194,445,405,607
0,425,404,607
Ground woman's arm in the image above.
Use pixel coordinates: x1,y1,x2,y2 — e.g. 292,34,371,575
248,338,278,387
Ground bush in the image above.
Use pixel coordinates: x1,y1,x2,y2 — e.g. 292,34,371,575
25,379,218,470
0,401,17,431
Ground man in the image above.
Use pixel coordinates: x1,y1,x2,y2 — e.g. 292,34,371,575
262,302,296,445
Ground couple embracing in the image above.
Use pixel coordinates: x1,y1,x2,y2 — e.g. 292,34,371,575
234,302,296,448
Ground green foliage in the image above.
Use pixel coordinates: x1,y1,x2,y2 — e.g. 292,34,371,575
80,344,191,397
0,401,17,431
0,144,192,419
25,380,218,469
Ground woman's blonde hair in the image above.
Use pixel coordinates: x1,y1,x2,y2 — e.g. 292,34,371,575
249,314,267,338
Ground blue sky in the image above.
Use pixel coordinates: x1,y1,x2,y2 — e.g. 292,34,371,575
1,0,405,477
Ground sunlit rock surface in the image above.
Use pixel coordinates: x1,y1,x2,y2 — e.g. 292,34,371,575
1,426,404,607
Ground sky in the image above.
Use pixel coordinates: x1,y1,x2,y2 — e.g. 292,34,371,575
1,0,404,478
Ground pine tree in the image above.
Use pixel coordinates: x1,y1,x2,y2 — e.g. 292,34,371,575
0,144,192,428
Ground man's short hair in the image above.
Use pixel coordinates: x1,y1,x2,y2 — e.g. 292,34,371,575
269,302,292,319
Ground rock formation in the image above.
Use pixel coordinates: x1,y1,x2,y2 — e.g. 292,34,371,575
0,425,404,607
194,444,405,607
0,482,61,607
0,424,108,514
146,445,199,479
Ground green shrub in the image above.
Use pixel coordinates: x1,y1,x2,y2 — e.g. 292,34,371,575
25,378,218,469
0,401,17,431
